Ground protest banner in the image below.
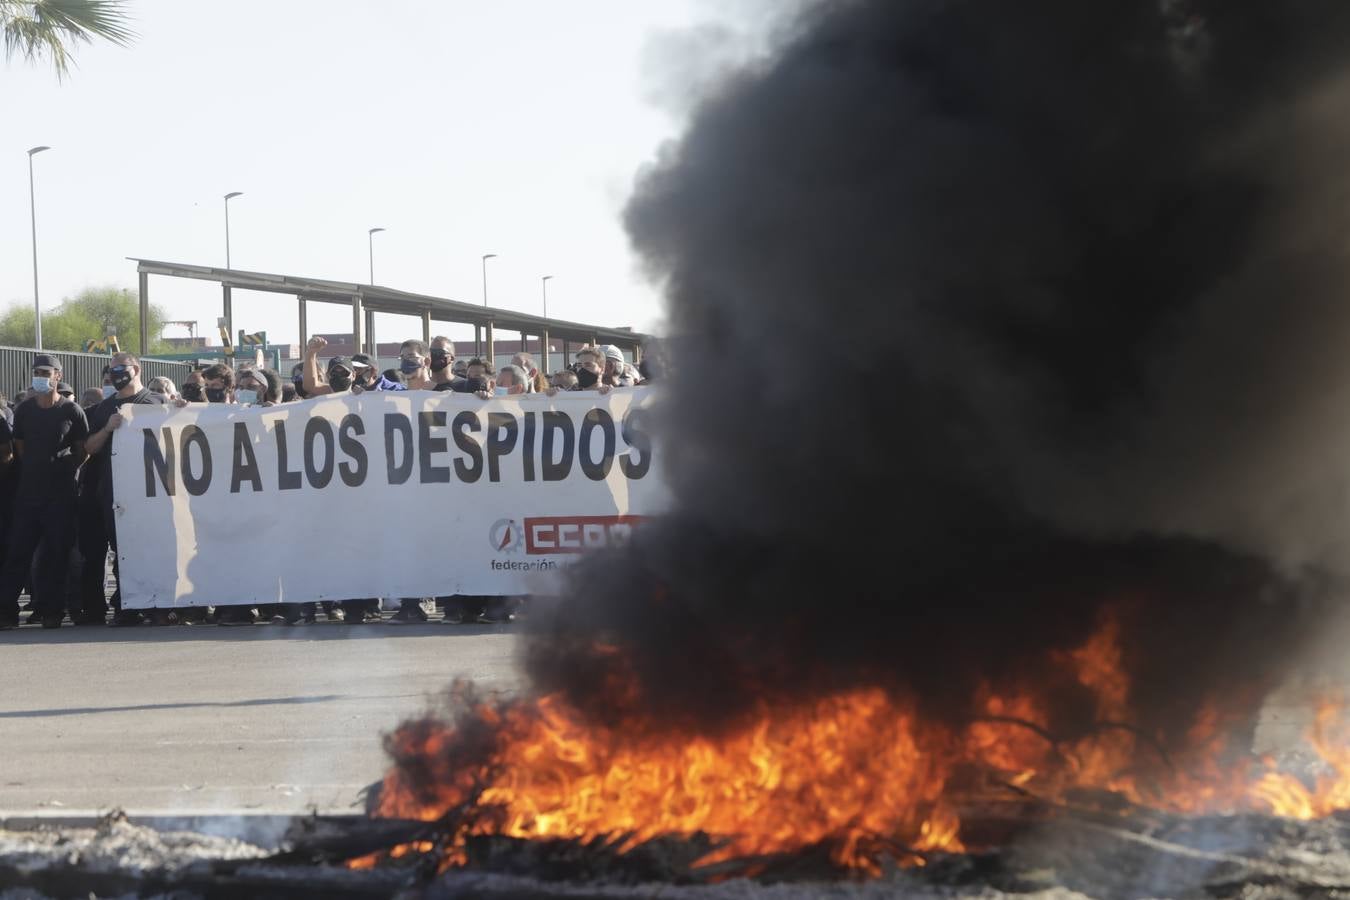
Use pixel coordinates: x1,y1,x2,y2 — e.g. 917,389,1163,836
109,390,666,608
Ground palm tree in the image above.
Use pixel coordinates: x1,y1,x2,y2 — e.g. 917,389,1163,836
2,0,134,79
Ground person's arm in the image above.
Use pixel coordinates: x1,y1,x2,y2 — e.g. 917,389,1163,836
68,406,90,469
303,336,334,397
85,410,119,456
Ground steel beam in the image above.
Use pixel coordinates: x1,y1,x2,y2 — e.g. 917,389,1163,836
138,271,150,356
351,294,364,356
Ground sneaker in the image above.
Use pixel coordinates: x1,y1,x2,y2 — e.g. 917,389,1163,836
269,614,289,626
327,607,346,623
151,610,180,626
388,606,428,625
361,609,383,624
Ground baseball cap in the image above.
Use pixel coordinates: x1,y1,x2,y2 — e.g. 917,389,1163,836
57,382,73,396
350,353,375,369
327,356,353,373
32,353,59,370
600,344,624,362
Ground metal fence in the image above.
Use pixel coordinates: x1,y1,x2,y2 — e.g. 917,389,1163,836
0,345,193,402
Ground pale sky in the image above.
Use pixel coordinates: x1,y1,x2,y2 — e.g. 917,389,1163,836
0,0,764,349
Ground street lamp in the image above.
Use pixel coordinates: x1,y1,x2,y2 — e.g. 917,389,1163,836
368,227,386,284
224,192,243,269
541,275,553,321
27,146,51,349
481,253,497,307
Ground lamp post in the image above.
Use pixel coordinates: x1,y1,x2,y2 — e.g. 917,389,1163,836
27,146,51,349
541,275,554,372
481,253,497,306
224,192,243,268
368,227,386,284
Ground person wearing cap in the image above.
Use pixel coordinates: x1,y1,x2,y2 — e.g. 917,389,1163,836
0,354,89,629
599,345,638,387
351,352,406,392
236,367,281,407
83,351,167,626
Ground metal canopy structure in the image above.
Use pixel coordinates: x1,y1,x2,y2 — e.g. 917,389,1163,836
130,258,648,366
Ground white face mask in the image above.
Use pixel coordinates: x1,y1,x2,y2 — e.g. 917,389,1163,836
235,388,258,406
31,375,52,393
102,385,117,400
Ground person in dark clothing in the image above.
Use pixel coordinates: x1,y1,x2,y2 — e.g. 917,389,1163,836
429,336,469,392
0,354,89,629
83,352,165,626
351,353,405,392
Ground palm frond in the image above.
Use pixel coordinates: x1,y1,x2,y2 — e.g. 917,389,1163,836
1,0,135,79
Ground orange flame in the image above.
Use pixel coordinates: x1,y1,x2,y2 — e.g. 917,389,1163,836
365,614,1350,874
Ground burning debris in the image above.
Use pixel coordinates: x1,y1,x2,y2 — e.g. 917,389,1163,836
356,0,1350,891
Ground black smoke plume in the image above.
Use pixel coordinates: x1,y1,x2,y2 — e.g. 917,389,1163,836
525,0,1350,747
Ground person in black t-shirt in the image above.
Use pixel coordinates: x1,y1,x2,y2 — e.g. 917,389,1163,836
83,352,164,626
429,336,469,392
0,354,89,629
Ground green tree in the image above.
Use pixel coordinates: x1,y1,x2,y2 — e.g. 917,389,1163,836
2,0,133,79
0,285,172,356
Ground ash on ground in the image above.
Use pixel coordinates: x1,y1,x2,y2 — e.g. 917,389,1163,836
5,810,1350,898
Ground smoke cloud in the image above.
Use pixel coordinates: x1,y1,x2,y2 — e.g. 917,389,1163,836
526,0,1350,747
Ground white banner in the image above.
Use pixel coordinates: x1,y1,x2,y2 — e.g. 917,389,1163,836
110,390,666,608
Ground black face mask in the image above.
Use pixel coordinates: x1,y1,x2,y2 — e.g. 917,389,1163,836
429,351,451,373
110,367,133,390
181,383,204,402
576,367,599,388
329,371,352,392
205,387,227,403
464,376,488,393
400,358,423,375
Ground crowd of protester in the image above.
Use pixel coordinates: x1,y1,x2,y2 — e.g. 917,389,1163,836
0,336,648,630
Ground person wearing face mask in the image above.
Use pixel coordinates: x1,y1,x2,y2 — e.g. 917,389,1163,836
290,363,308,400
0,355,89,629
494,365,529,396
429,336,469,392
461,358,491,394
349,353,405,392
385,338,444,625
235,367,280,407
396,339,435,391
599,345,638,387
84,352,166,626
200,363,234,404
146,376,177,401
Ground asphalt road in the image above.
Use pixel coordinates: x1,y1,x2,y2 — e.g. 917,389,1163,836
0,621,523,815
0,612,1344,820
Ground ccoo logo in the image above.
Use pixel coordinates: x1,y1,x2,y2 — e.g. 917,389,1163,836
488,518,523,554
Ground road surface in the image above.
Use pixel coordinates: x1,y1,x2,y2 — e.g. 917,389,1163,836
0,621,522,814
0,615,1343,819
